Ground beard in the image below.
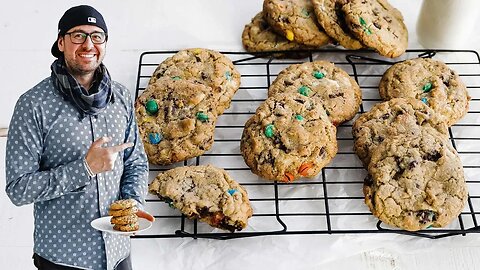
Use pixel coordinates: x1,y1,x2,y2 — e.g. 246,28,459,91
64,50,105,77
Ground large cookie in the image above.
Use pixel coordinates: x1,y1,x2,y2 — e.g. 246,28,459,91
148,165,253,232
379,58,470,126
268,60,362,125
148,48,241,115
135,78,218,165
262,0,331,47
241,92,337,182
242,12,315,58
365,128,467,231
352,98,448,167
342,0,407,58
311,0,364,49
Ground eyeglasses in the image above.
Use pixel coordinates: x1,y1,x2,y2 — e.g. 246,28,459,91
64,31,107,44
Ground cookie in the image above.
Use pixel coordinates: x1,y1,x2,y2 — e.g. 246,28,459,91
242,12,316,58
241,92,337,182
342,0,408,58
311,0,364,49
135,78,218,165
268,60,362,126
262,0,331,47
148,48,241,115
113,223,140,232
365,128,468,231
109,206,138,217
148,165,253,232
379,58,470,126
109,199,137,211
352,98,448,167
110,214,139,225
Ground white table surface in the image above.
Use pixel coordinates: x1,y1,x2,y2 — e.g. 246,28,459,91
1,1,480,269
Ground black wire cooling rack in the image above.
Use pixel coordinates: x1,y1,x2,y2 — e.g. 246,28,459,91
133,49,480,240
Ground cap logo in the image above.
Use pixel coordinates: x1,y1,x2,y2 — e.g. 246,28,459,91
88,17,97,23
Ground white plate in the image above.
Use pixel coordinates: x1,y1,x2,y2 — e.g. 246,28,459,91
90,216,152,236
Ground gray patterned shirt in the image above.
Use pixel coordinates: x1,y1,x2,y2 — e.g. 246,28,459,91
5,77,148,270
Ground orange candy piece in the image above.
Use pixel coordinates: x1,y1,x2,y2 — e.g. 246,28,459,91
298,163,313,176
283,172,295,182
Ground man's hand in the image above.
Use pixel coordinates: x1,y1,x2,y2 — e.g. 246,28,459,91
136,209,155,222
85,137,134,175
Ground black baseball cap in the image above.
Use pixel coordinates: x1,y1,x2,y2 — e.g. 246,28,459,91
51,5,108,58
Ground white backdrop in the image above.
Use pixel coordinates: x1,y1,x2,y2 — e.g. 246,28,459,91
2,1,480,269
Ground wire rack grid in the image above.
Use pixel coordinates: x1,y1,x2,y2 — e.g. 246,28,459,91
132,49,480,240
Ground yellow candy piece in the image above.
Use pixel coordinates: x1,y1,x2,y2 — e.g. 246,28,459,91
285,30,294,41
143,116,156,124
192,48,203,54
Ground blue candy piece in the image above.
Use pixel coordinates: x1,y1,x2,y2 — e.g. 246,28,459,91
227,189,237,196
148,133,162,144
421,97,428,104
225,71,232,81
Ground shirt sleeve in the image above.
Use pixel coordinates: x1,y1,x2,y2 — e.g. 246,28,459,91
5,96,93,206
119,94,149,208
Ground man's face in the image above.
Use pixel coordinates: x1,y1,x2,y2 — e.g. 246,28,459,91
58,25,106,77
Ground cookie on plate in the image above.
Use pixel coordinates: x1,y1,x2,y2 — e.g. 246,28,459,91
311,0,364,49
242,12,315,58
262,0,331,47
241,92,337,182
113,223,140,232
108,206,138,217
379,57,470,126
135,78,218,165
110,214,139,225
148,48,241,115
365,128,467,231
352,98,448,167
268,60,362,126
148,165,253,232
342,0,407,58
109,199,137,211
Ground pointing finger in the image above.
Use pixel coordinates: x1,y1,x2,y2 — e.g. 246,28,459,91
108,142,134,153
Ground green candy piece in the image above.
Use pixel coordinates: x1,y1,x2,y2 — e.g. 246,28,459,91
264,124,275,138
313,71,325,79
359,17,367,26
298,86,311,96
145,99,159,115
359,17,372,35
422,82,433,92
295,115,304,121
196,112,209,122
172,76,181,80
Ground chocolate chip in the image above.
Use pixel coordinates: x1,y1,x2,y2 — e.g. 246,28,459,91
294,98,306,104
381,113,390,120
408,161,418,169
280,16,291,23
416,210,437,224
423,151,442,162
328,93,345,98
364,174,373,186
375,136,384,143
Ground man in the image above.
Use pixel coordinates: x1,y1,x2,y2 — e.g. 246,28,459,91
5,5,154,270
